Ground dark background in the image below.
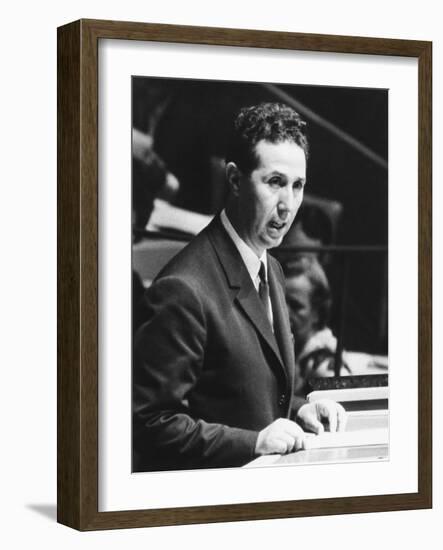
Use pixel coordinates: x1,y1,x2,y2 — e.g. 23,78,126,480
132,76,388,354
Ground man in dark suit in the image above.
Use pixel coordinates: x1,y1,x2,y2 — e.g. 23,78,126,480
133,103,346,472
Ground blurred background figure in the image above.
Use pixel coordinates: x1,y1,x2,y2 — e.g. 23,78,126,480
284,256,350,395
132,128,180,240
285,256,332,357
284,255,388,396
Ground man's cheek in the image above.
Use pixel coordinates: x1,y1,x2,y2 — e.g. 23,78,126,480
294,196,303,212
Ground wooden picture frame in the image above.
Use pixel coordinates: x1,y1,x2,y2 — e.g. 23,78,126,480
57,18,432,530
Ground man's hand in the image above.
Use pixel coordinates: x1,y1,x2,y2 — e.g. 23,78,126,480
255,418,306,455
296,399,347,434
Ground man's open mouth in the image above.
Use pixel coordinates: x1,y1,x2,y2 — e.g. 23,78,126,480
269,221,286,230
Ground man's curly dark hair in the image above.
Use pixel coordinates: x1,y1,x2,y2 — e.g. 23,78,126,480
226,102,309,174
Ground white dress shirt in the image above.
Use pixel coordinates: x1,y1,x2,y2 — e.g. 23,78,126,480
220,209,274,327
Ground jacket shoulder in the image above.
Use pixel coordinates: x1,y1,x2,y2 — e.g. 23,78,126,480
268,253,285,282
153,223,224,297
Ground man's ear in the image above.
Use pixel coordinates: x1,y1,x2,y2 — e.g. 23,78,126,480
226,162,241,197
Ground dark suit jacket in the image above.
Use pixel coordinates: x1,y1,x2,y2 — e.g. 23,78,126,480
133,216,305,471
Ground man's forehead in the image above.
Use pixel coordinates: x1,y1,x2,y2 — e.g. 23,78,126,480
253,139,306,166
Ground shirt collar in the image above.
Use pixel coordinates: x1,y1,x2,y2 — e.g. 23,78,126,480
220,209,268,285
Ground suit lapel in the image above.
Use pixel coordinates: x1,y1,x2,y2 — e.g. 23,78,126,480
235,277,284,370
268,260,296,385
207,217,289,383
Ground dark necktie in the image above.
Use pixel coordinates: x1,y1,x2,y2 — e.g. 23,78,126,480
258,261,271,323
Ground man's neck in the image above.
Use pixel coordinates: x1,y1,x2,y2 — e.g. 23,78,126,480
224,203,264,259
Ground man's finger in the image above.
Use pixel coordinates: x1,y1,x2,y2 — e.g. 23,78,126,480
303,415,324,435
278,422,307,451
313,419,324,435
293,434,305,451
273,440,289,455
337,405,348,432
279,433,296,453
326,404,338,433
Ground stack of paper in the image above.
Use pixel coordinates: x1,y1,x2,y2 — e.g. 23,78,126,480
304,428,388,450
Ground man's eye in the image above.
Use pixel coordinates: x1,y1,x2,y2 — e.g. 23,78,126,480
269,178,282,186
293,180,304,190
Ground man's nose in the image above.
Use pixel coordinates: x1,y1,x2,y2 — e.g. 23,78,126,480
278,187,296,217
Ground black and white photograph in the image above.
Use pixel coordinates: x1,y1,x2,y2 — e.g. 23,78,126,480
131,76,389,473
1,0,437,543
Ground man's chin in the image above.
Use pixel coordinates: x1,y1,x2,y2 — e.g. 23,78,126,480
262,235,284,250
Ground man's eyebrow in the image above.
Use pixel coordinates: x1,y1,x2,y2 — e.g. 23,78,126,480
265,171,287,178
266,171,305,180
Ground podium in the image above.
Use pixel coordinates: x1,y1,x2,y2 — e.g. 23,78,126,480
245,382,388,468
